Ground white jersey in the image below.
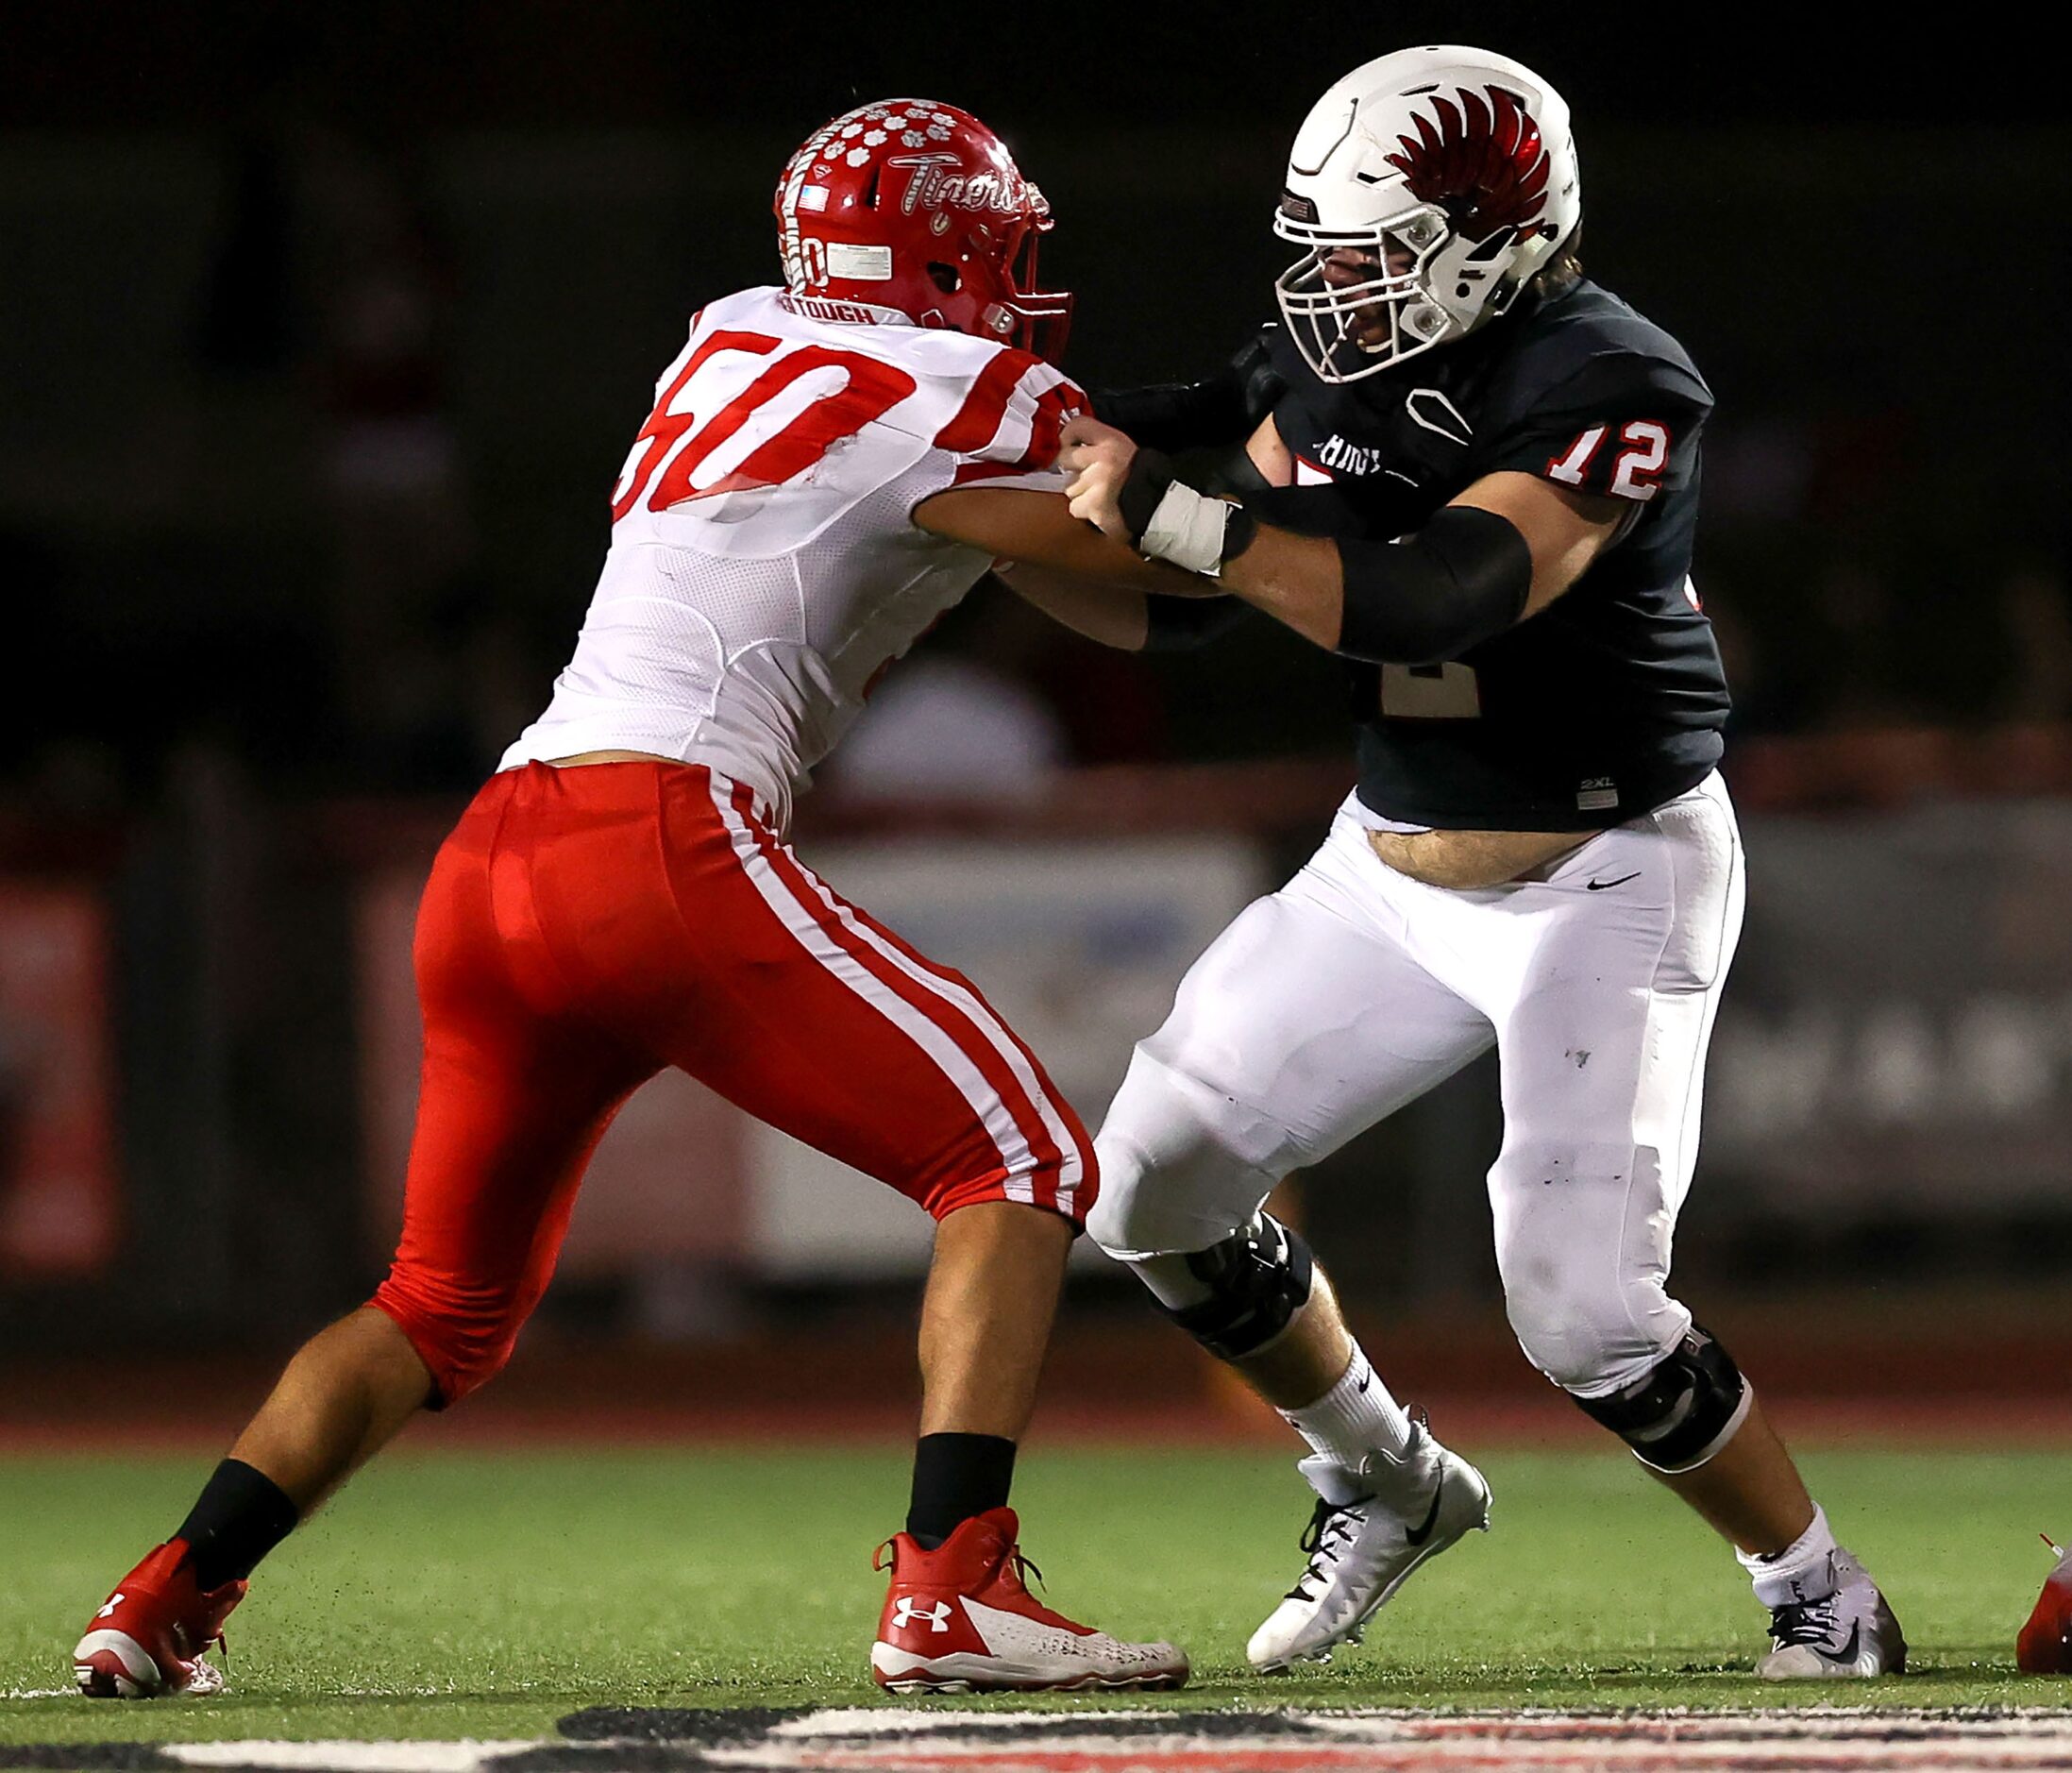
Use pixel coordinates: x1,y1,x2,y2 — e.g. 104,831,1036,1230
500,285,1085,829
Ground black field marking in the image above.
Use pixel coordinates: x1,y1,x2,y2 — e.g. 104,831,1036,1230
558,1711,804,1744
496,1749,731,1771
557,1705,1329,1744
0,1750,179,1769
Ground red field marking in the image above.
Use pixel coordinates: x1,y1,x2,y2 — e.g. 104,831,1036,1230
771,1755,2072,1771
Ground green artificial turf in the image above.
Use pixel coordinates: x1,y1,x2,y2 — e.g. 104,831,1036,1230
0,1444,2064,1743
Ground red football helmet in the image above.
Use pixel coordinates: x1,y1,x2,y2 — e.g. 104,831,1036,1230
773,99,1071,363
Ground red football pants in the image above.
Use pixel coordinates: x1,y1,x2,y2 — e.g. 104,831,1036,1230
370,761,1095,1405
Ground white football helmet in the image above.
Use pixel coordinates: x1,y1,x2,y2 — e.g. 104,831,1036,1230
1273,46,1581,382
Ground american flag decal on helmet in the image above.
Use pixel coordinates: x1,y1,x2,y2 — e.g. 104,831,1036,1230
1383,86,1551,240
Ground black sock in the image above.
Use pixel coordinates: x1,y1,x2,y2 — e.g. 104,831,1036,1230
175,1460,300,1589
905,1432,1017,1549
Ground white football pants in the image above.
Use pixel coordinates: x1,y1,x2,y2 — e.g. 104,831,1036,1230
1088,771,1745,1398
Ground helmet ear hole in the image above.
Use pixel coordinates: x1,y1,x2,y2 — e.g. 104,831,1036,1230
926,262,961,294
1464,226,1516,262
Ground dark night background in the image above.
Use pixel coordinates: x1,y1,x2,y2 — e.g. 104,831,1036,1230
6,6,2066,804
4,6,2069,1343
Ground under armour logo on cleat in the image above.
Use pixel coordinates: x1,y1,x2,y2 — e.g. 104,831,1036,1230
892,1597,955,1633
96,1596,124,1620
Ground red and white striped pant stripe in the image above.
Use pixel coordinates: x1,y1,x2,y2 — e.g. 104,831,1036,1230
372,759,1094,1405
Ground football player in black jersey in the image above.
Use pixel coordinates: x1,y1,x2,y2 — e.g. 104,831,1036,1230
1026,46,1905,1680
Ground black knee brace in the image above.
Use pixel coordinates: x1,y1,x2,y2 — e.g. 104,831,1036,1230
1158,1213,1315,1360
1571,1324,1752,1473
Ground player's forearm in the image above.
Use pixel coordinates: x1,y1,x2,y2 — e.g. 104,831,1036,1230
1217,529,1344,650
1000,563,1249,654
1093,447,1534,664
1217,515,1535,664
997,562,1150,650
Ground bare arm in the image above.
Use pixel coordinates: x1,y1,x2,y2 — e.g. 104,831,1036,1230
1245,413,1296,487
993,561,1149,650
912,484,1217,652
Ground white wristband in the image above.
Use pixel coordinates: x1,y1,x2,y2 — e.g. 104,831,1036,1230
1140,480,1232,577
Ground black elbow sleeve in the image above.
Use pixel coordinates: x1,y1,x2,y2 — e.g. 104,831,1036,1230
1335,506,1534,666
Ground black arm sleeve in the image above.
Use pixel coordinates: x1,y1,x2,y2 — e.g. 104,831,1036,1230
1093,327,1286,455
1142,595,1252,653
1334,507,1534,666
1095,379,1249,454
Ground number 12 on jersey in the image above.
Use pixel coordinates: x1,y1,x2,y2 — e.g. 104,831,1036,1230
1545,419,1672,501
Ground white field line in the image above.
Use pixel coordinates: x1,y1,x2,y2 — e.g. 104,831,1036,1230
167,1744,540,1772
769,1708,2072,1737
0,1713,2061,1773
709,1709,2072,1773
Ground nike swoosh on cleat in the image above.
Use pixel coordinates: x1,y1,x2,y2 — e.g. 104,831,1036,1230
1402,1477,1446,1547
1585,872,1640,891
1772,1617,1861,1670
1826,1619,1862,1667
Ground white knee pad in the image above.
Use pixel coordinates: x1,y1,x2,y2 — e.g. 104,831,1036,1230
1087,1046,1285,1260
1504,1274,1693,1398
1491,1139,1693,1396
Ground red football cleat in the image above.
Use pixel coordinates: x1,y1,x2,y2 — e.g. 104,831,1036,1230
73,1540,245,1697
870,1507,1188,1694
2019,1535,2072,1675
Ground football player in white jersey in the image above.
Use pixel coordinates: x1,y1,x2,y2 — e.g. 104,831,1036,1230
74,100,1196,1700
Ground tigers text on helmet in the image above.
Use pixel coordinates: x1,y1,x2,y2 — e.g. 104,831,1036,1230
772,99,1071,363
1273,46,1580,383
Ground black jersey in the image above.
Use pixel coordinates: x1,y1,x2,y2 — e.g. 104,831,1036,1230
1263,279,1729,831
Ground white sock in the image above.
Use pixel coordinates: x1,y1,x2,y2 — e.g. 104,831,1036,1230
1738,1503,1841,1609
1278,1344,1415,1467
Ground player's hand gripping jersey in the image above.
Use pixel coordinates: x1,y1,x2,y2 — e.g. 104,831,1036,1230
503,286,1083,830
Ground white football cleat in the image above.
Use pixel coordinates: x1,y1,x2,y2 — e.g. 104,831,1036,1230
1248,1417,1491,1673
1758,1547,1907,1679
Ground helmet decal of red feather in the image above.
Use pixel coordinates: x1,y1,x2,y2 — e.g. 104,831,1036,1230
1383,86,1551,240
